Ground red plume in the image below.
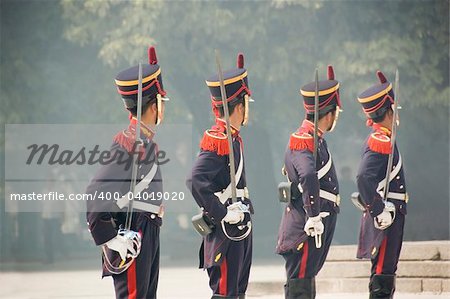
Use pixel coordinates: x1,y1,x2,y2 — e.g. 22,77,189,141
237,53,244,68
327,65,335,80
377,71,387,84
148,46,158,65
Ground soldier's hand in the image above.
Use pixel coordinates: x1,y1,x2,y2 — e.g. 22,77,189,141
304,215,324,236
227,202,249,213
304,212,329,236
105,229,142,260
374,210,393,230
223,207,245,224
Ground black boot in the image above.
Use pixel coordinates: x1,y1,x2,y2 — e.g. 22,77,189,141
369,274,396,299
238,295,245,299
286,278,315,299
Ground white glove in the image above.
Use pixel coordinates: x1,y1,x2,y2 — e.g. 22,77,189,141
374,210,393,230
227,202,249,213
105,229,142,260
304,212,330,236
223,206,245,224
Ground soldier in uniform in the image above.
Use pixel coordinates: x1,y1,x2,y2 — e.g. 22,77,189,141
356,71,408,299
85,46,169,298
186,53,254,299
276,66,342,299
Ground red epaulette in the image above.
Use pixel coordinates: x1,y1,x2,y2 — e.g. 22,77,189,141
200,129,229,156
113,129,144,157
289,131,314,152
368,132,392,154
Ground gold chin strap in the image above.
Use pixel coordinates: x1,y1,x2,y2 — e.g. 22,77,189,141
393,104,401,127
156,94,163,126
242,94,250,126
329,106,342,132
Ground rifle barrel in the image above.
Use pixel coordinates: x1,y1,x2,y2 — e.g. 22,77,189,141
215,50,237,203
125,62,143,230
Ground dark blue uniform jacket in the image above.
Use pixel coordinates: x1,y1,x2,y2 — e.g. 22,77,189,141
356,126,407,259
187,124,253,268
86,122,163,246
276,120,339,254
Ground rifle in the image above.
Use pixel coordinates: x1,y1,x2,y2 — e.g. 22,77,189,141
215,50,251,241
375,69,400,228
125,62,143,230
382,69,399,203
312,68,322,249
313,69,319,166
215,49,238,205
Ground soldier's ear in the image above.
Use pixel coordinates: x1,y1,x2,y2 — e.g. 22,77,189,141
240,102,246,114
326,110,333,121
387,107,394,118
151,101,158,112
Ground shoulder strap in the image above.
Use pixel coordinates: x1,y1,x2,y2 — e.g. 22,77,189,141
317,150,333,180
297,149,332,193
377,154,402,192
116,149,159,209
214,143,244,204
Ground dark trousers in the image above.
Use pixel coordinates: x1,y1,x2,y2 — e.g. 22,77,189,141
371,212,405,276
112,215,160,299
283,213,337,279
207,233,252,298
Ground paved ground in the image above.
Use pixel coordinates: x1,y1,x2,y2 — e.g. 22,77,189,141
1,267,448,299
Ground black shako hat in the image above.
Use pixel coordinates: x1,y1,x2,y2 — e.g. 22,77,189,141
358,70,394,120
205,53,252,107
300,65,341,115
115,46,168,109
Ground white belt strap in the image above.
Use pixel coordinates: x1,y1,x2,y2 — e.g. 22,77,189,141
131,201,162,215
319,189,340,205
214,145,244,204
318,151,333,180
215,188,248,204
377,154,403,193
297,150,333,193
387,192,408,201
116,160,158,209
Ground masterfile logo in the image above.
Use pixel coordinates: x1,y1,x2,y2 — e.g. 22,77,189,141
4,124,192,212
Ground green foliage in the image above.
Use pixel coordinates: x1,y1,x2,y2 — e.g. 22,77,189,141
60,0,448,120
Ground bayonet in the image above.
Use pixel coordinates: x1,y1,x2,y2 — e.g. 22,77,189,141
382,69,399,203
125,62,143,230
313,68,322,249
215,49,238,204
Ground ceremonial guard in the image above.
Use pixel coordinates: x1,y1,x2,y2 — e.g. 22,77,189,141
276,66,342,299
187,52,254,299
85,46,169,298
355,70,407,299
